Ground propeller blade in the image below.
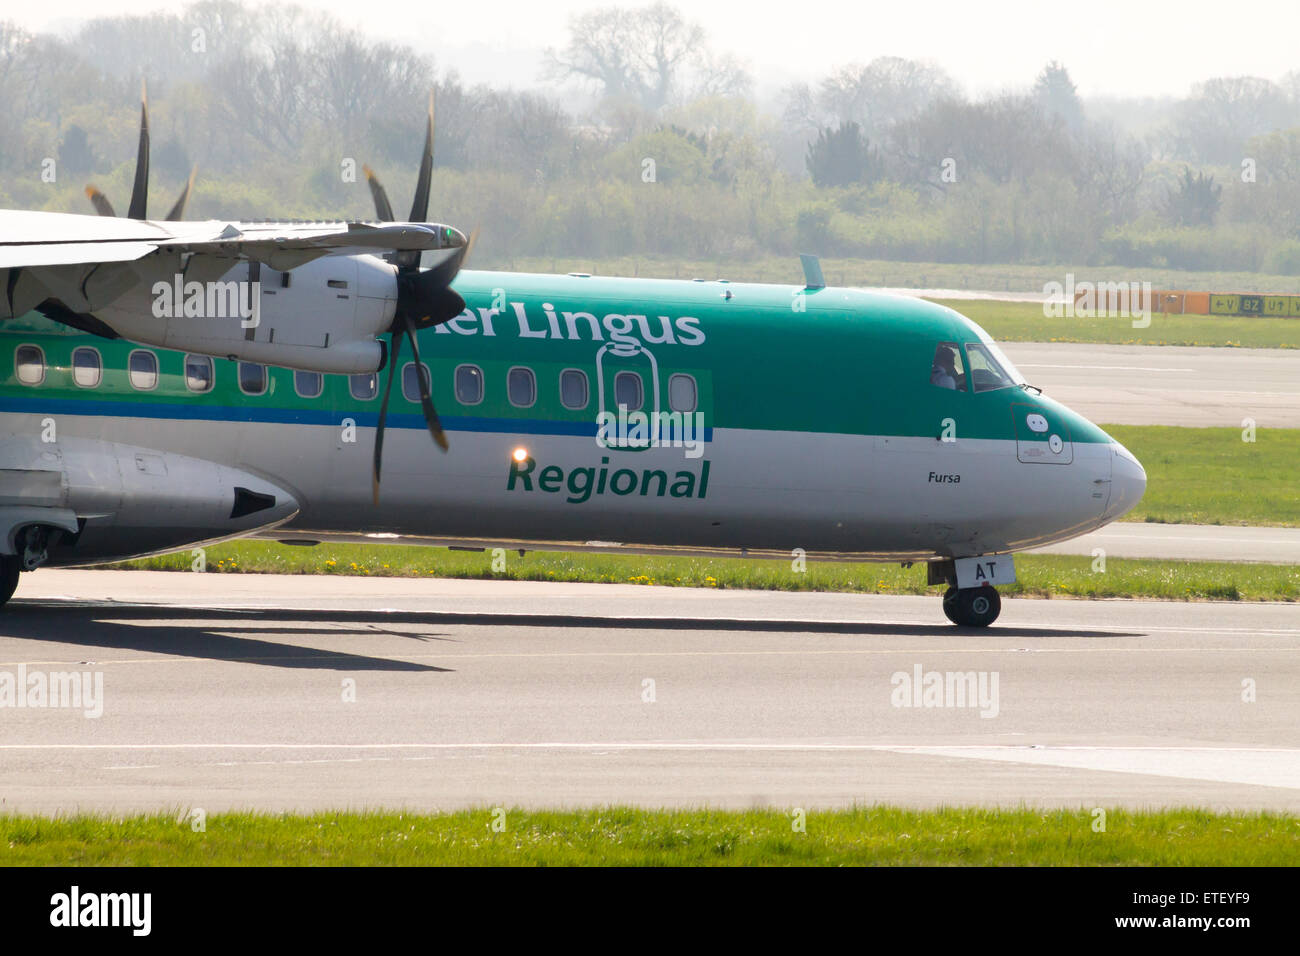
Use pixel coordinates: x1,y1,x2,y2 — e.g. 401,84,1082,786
362,165,395,222
165,165,197,221
84,186,116,217
372,324,404,505
127,81,150,221
408,91,434,224
463,225,479,266
402,311,449,451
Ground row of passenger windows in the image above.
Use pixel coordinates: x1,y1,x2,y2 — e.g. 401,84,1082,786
14,345,700,413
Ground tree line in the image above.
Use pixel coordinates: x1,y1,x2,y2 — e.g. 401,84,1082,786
3,1,1300,274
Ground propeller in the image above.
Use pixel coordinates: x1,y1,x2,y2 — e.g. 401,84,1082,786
364,90,476,503
84,80,197,221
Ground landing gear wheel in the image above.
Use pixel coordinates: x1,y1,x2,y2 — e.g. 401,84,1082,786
942,586,961,624
942,585,1001,627
0,556,19,610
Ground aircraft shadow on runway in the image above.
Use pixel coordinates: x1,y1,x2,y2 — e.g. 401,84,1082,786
1,604,454,672
5,600,1140,646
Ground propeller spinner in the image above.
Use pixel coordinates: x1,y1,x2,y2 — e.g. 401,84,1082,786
363,91,477,503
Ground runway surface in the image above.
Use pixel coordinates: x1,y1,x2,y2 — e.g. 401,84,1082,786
1028,521,1300,564
999,342,1300,428
2,571,1297,814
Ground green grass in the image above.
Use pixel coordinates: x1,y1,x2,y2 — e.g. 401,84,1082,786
932,298,1300,349
2,807,1295,866
1107,425,1300,526
111,545,1299,603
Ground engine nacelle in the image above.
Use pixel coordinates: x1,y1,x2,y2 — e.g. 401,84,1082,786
0,433,300,566
94,253,398,374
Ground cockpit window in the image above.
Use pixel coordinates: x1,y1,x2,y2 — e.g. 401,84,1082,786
929,343,966,391
967,323,1026,386
964,342,1015,392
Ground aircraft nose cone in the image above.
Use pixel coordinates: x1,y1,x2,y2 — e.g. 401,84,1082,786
1103,442,1146,522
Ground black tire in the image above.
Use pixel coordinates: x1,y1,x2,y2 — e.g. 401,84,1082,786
944,586,1001,627
0,556,19,609
942,586,962,625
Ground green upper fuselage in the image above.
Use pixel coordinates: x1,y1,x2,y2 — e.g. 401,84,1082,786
0,269,1111,448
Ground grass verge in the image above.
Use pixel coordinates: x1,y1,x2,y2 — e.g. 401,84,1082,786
2,807,1295,866
112,546,1299,603
933,298,1300,349
1104,425,1300,527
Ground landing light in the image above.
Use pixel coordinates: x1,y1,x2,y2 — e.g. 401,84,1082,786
512,447,529,462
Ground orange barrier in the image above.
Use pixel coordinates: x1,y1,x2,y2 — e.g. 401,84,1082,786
1073,288,1296,317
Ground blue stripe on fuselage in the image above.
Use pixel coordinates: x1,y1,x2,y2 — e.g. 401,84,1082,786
0,395,713,440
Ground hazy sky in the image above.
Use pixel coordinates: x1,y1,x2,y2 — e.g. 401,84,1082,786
15,0,1300,100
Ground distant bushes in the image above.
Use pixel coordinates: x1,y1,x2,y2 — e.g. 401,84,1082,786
1098,225,1272,272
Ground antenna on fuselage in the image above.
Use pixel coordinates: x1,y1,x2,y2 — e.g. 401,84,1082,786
800,253,825,290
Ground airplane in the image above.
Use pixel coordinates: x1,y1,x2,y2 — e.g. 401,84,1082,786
0,96,1146,628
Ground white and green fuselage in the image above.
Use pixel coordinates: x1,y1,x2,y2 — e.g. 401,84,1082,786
0,268,1145,567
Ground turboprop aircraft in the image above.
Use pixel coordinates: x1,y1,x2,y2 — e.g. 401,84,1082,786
0,96,1145,627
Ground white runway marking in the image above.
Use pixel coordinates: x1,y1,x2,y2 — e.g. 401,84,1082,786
53,744,1300,791
1016,364,1196,372
904,746,1300,791
144,744,1300,791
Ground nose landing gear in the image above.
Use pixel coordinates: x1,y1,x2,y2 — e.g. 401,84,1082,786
928,557,1009,627
942,585,1002,627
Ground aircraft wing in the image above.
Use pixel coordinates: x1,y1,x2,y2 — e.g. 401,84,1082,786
0,209,460,318
0,209,448,271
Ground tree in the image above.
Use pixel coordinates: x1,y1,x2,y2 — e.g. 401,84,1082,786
1074,122,1146,224
816,57,958,141
1171,76,1291,165
543,2,749,112
57,124,96,175
1032,61,1084,132
1162,167,1222,226
806,121,877,188
890,95,1073,192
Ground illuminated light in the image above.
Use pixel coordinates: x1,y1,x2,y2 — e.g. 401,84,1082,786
512,447,529,462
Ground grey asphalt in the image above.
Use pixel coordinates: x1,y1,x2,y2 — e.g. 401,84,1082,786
1,571,1297,814
999,342,1300,428
1028,522,1300,564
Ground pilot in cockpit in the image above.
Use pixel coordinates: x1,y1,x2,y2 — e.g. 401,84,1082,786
930,345,963,390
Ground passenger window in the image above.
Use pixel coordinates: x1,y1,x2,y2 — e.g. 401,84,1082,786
614,370,643,411
964,343,1015,392
668,373,697,412
507,366,536,408
929,343,966,392
128,350,158,390
295,370,323,399
402,363,430,403
72,347,102,388
15,345,44,386
239,362,268,396
455,364,483,405
560,368,588,409
185,354,213,393
349,373,377,400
